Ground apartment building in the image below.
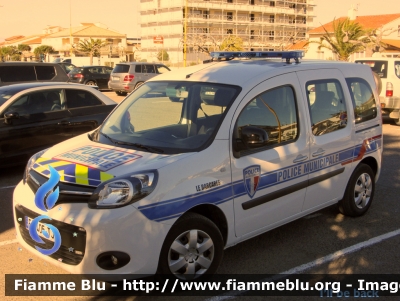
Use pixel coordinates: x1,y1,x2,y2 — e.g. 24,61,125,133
140,0,315,63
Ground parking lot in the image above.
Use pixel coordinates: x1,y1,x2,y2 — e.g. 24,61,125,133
1,107,400,300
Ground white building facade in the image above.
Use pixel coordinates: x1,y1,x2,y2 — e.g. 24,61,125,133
140,0,316,64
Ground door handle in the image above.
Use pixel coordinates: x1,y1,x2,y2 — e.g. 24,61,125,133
293,154,308,163
58,120,71,126
312,148,325,157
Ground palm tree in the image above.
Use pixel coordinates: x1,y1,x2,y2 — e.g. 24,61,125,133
76,38,108,65
312,18,366,61
219,35,244,51
34,45,55,62
0,46,18,61
18,44,31,52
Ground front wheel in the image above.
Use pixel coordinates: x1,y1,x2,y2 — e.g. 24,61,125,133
158,213,223,280
338,164,375,217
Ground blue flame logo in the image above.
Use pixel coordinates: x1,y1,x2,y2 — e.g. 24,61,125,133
29,165,62,255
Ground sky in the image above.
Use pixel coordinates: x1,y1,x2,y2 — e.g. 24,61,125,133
313,0,399,27
0,0,399,41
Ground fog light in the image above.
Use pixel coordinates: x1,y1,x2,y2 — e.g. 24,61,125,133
96,251,130,270
381,103,386,108
111,255,118,265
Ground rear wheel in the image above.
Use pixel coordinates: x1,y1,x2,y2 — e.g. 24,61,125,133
135,82,144,89
158,212,223,280
338,164,375,217
85,80,96,86
116,91,127,96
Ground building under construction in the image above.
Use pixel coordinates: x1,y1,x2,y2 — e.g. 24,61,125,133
140,0,316,64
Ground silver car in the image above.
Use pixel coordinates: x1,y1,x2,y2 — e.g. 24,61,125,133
108,62,171,96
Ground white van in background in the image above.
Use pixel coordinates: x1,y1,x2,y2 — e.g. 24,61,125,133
355,56,400,125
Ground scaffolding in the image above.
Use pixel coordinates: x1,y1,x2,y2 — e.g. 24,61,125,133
140,0,315,63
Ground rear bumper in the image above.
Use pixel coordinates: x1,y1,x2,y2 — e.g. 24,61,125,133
109,81,135,93
380,96,400,110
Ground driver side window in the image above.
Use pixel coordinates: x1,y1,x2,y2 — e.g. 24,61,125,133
6,89,63,115
234,85,298,154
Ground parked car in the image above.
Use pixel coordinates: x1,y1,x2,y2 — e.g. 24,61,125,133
355,57,400,124
0,62,69,86
109,62,171,95
14,51,382,280
57,62,76,74
68,66,113,90
0,82,117,167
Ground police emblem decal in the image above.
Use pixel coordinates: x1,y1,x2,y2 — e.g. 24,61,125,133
243,165,261,198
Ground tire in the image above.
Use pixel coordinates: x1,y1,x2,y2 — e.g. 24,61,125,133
158,212,223,280
169,97,181,102
338,164,375,217
116,91,127,96
135,82,144,89
85,80,96,86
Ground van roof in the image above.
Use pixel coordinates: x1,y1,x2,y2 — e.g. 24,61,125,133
149,59,367,87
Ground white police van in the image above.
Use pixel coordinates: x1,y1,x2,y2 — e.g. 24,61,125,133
14,51,382,279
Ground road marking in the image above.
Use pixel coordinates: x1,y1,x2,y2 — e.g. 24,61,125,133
206,228,400,301
0,239,18,247
0,185,16,190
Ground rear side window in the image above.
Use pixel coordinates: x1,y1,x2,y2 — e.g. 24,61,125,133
65,89,103,108
113,64,130,73
35,66,56,80
306,79,347,136
88,68,100,74
356,60,388,78
346,78,377,123
0,66,36,82
135,65,142,73
143,65,155,73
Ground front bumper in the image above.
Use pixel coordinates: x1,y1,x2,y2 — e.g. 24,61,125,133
13,180,171,276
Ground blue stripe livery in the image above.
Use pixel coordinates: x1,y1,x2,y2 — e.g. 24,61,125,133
138,137,382,223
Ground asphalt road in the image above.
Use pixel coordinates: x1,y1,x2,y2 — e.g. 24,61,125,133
1,116,400,301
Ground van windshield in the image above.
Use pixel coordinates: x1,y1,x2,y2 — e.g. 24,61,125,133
99,81,240,154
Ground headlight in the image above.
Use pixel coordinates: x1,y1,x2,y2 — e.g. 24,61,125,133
23,148,50,184
88,171,158,209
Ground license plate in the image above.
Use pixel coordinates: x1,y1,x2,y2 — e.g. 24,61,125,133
25,216,55,242
112,76,120,81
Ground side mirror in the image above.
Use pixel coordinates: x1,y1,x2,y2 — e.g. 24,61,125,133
241,126,269,147
4,111,20,125
234,126,269,156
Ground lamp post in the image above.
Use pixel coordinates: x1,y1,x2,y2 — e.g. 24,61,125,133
69,0,73,57
183,0,188,67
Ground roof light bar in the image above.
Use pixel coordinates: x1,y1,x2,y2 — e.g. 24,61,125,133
208,51,304,63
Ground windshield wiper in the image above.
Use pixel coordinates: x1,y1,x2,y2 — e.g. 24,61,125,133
113,141,164,154
100,132,164,153
100,132,118,144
